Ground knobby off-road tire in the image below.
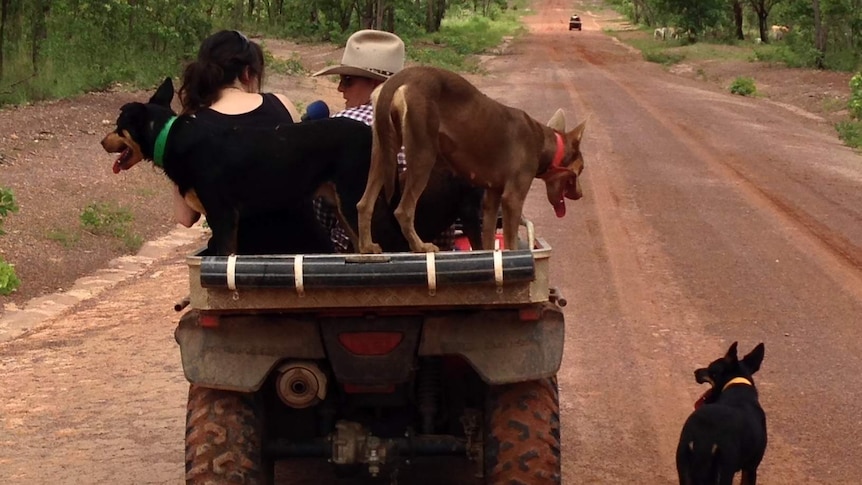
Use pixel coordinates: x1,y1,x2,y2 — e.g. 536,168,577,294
484,377,561,484
185,385,273,485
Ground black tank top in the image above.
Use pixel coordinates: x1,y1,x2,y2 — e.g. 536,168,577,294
192,93,334,254
193,93,294,127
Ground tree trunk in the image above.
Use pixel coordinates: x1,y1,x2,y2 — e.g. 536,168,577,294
811,0,825,68
358,0,374,29
432,0,446,32
0,0,7,79
31,0,50,73
748,0,767,43
375,0,385,30
732,0,744,40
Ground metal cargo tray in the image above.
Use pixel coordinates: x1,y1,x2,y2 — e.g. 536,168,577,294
186,235,553,312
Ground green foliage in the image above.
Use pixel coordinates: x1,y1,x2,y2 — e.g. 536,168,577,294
80,202,142,251
835,120,862,148
1,1,211,105
643,50,685,65
0,1,527,105
0,261,20,296
0,187,19,236
409,7,525,71
849,73,862,120
47,228,80,249
263,49,307,76
729,76,757,96
0,187,19,295
609,0,861,72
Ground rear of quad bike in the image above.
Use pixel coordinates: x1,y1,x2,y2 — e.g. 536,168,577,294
176,302,565,484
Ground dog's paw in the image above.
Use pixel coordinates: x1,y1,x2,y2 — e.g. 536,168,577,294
413,242,440,253
360,243,384,254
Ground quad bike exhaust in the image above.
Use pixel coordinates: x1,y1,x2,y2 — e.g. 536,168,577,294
276,361,327,408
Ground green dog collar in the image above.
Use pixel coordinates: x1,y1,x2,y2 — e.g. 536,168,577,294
153,116,178,168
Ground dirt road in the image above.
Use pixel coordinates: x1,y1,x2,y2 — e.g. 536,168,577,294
3,0,862,483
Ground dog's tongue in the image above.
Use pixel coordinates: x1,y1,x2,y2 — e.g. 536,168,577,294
694,388,713,410
112,159,122,174
553,198,566,218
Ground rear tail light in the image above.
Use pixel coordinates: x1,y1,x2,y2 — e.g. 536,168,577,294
338,332,403,356
200,314,220,328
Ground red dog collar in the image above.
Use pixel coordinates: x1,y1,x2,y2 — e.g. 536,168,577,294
539,132,567,180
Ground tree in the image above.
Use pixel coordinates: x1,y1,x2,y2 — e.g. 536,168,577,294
730,0,745,40
749,0,785,42
811,0,825,67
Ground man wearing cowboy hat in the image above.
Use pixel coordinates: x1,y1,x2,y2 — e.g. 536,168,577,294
312,29,405,122
311,29,406,252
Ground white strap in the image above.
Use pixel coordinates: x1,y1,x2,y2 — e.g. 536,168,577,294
426,251,437,296
493,249,504,291
294,255,305,297
226,254,237,291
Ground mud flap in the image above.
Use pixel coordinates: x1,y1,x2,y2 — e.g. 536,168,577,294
175,310,325,392
418,302,564,384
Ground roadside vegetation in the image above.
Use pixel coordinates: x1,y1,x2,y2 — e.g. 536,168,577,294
605,0,861,72
729,76,757,96
604,0,861,148
79,202,143,251
837,73,862,148
0,0,526,107
0,188,20,295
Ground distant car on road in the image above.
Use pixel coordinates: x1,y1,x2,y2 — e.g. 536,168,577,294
569,15,582,31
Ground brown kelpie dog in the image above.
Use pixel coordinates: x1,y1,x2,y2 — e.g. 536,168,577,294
356,65,587,253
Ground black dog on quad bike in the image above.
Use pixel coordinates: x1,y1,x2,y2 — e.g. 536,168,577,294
676,342,767,485
101,77,374,255
101,77,483,255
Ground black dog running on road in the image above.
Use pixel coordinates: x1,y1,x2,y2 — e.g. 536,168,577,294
676,342,767,485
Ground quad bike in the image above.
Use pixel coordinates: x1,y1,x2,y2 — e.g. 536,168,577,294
174,220,565,484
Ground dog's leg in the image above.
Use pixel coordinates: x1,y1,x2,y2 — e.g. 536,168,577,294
717,467,735,485
482,189,502,250
395,165,439,252
741,469,757,485
356,150,388,254
460,187,485,250
206,210,240,255
501,177,532,250
395,89,441,253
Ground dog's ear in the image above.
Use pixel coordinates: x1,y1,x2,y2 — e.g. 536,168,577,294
568,119,587,143
150,77,174,107
742,343,765,374
724,341,739,363
547,109,566,132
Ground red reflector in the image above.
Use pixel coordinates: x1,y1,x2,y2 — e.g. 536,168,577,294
338,332,403,356
200,314,219,328
519,306,541,321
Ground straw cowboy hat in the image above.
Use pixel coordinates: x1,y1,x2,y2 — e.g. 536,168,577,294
312,30,405,82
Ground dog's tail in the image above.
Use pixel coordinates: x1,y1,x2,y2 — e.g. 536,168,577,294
373,85,401,204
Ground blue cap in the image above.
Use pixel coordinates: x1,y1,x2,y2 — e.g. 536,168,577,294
301,100,330,121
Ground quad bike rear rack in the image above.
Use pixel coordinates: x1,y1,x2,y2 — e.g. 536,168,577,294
185,219,553,312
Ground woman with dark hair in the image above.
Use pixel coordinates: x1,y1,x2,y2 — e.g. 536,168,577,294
173,30,331,254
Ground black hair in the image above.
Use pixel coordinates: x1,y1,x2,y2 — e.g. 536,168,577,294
178,30,265,114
